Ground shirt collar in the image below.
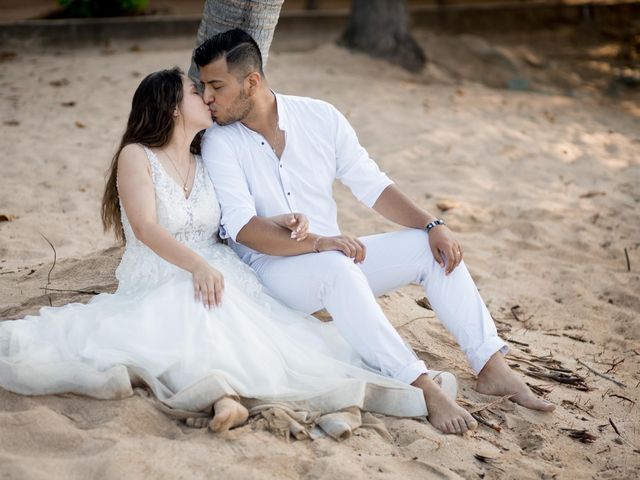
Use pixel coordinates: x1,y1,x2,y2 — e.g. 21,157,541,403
272,91,289,131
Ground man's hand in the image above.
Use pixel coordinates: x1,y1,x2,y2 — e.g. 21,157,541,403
428,225,463,275
315,234,366,263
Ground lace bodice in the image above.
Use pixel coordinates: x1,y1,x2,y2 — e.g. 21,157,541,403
115,145,261,296
121,146,220,248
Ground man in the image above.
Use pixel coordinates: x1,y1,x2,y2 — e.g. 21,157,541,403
196,28,555,435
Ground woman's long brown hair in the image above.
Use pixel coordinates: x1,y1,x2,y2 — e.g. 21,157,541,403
101,67,201,243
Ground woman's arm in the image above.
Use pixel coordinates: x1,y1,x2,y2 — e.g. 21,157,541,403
117,144,224,309
268,213,309,241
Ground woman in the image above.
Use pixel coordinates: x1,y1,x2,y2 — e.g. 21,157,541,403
0,68,454,436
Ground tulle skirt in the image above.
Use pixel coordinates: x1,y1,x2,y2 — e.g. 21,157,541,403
0,245,427,418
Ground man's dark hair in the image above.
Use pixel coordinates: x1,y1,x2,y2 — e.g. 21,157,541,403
193,28,264,78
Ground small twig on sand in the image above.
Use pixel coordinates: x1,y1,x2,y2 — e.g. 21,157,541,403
577,359,627,388
560,428,597,443
605,358,625,374
561,399,594,418
527,382,553,396
608,418,640,450
38,287,101,296
562,333,593,344
510,305,522,322
506,338,529,347
609,393,635,406
508,353,590,390
40,233,57,306
471,413,502,432
624,247,631,271
469,394,516,414
609,417,621,436
40,233,57,289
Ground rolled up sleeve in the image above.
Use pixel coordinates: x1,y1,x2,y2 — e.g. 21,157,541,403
201,128,256,241
333,107,393,208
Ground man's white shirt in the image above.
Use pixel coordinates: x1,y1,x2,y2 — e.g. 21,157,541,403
201,92,393,266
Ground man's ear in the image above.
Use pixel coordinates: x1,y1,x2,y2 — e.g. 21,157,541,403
245,72,261,96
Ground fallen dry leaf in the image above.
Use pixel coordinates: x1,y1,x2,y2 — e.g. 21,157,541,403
0,51,17,62
49,78,69,87
75,121,86,129
579,191,606,198
0,214,18,222
415,297,432,310
436,199,460,212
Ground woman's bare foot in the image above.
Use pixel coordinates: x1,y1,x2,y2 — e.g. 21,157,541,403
210,397,249,432
185,416,209,428
413,374,478,435
476,352,555,412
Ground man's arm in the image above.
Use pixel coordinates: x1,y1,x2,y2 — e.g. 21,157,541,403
329,104,463,274
372,184,435,229
372,184,463,274
237,216,318,255
237,217,367,263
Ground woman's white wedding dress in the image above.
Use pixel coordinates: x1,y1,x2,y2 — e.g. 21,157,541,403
0,146,427,421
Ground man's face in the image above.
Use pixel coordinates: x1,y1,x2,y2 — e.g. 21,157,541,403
199,57,252,126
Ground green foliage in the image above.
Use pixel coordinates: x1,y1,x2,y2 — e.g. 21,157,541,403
57,0,149,18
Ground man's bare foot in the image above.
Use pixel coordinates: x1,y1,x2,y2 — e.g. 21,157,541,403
413,374,478,435
476,352,555,412
210,396,249,432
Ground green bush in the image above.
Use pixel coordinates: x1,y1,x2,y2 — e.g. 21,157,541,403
57,0,149,18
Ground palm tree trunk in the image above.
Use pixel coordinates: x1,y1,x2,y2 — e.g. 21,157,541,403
188,0,284,84
340,0,426,73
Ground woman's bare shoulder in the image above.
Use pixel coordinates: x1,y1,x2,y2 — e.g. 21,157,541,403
118,143,151,173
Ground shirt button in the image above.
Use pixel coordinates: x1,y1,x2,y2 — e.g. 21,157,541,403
287,192,291,196
279,164,282,168
261,141,265,145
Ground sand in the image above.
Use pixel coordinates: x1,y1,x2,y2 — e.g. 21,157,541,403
0,27,639,479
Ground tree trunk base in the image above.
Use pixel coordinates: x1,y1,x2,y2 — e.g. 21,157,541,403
339,0,426,73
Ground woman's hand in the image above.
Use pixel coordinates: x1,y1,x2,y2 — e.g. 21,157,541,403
315,234,366,263
190,260,225,309
275,213,309,241
428,225,463,275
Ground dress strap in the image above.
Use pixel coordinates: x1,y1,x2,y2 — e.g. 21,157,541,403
140,145,163,182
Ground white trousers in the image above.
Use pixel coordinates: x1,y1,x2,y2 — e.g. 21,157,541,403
250,229,508,385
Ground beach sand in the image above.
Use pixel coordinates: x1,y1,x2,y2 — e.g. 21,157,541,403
0,28,639,479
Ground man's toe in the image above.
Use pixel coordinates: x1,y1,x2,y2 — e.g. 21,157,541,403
456,417,468,433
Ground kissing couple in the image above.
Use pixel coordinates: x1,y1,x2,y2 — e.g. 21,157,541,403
0,28,554,439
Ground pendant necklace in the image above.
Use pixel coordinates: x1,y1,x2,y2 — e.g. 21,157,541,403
162,149,192,193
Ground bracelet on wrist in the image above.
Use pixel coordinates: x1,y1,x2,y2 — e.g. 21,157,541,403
312,236,322,253
424,219,446,234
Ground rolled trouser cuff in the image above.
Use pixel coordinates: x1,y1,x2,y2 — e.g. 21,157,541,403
392,359,429,385
469,337,509,374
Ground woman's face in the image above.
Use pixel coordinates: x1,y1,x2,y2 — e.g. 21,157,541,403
178,76,213,131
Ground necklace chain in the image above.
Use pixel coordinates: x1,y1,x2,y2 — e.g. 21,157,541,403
269,113,282,156
162,149,192,194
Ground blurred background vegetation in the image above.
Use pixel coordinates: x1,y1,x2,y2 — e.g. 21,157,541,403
54,0,149,18
1,0,634,20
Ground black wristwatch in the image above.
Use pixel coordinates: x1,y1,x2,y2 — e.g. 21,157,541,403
424,219,446,234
